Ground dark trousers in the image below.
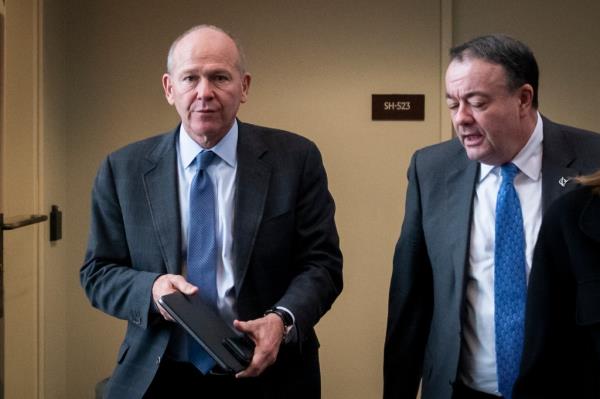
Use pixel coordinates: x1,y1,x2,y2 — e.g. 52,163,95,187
144,358,262,398
452,381,504,399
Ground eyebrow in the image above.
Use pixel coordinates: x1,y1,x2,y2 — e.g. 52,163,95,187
446,91,490,99
177,65,232,75
176,67,199,76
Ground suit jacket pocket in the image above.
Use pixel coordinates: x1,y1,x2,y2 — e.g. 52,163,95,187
576,278,600,326
262,208,293,224
261,195,293,222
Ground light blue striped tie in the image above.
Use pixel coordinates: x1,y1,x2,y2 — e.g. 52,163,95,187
494,163,527,399
187,150,218,374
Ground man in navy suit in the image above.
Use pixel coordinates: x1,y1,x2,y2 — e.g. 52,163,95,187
384,34,600,399
81,25,342,398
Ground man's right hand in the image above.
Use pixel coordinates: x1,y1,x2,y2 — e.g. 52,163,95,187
152,274,198,321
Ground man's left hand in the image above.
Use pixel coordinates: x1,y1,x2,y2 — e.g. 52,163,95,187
233,313,285,378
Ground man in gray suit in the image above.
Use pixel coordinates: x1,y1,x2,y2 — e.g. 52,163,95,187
384,34,600,399
81,25,342,398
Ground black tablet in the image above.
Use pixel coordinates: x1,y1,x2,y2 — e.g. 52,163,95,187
158,291,254,374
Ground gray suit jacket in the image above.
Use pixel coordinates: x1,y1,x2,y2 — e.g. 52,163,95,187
383,116,600,399
81,121,343,398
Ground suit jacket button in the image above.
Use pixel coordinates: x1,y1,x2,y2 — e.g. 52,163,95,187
131,312,141,324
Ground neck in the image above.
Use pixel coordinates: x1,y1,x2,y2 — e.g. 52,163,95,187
187,130,227,149
522,109,538,136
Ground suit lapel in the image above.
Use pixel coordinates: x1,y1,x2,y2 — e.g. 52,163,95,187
142,128,181,275
541,116,579,212
232,123,271,294
445,153,479,293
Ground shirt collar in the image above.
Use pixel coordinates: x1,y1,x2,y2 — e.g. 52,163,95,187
179,120,239,169
479,112,543,182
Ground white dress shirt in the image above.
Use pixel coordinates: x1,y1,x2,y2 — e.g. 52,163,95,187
459,113,544,395
177,121,239,326
171,120,296,356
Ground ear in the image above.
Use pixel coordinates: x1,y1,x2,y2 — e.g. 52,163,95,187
162,73,175,105
240,73,252,104
518,83,534,112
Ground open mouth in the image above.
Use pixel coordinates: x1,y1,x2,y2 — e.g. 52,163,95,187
461,132,484,146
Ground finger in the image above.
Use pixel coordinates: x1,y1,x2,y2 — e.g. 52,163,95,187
169,275,198,295
237,341,280,378
152,293,174,321
236,356,264,378
152,275,177,298
152,275,197,302
233,320,262,377
237,338,280,377
152,275,196,321
233,319,254,336
158,307,174,322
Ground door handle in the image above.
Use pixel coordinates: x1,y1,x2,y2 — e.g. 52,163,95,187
1,214,48,230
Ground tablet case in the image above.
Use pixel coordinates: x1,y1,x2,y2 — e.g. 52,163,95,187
158,291,254,374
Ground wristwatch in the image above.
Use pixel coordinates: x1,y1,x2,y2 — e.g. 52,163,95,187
264,307,294,342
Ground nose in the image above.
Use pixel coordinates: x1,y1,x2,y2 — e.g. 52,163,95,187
453,103,473,126
195,78,214,100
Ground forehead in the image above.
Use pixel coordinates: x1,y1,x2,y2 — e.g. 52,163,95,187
171,28,240,72
445,58,509,97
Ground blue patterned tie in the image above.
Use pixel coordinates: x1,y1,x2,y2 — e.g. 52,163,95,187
494,163,527,399
187,150,218,374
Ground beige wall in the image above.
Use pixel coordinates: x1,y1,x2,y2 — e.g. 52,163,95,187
64,1,445,398
48,1,600,399
453,0,600,132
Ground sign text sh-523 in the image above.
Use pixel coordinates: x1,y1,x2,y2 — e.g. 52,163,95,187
372,94,424,121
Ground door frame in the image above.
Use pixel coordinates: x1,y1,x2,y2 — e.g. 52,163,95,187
1,0,45,397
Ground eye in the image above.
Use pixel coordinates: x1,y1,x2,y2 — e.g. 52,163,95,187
446,101,458,111
213,74,231,83
468,97,487,109
182,75,198,83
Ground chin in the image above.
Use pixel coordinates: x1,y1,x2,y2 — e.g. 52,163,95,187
189,124,218,136
465,150,489,163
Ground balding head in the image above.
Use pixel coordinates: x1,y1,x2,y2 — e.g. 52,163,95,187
166,25,246,75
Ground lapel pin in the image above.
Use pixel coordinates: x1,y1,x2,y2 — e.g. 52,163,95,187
558,176,571,187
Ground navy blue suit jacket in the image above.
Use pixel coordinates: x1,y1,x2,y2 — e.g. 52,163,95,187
81,121,343,398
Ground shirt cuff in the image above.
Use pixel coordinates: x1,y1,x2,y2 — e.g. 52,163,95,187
275,306,297,344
